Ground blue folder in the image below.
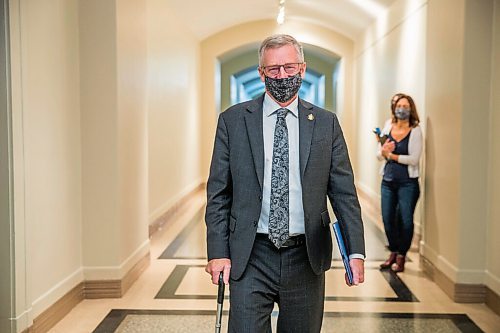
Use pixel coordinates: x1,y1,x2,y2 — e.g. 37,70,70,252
332,220,354,285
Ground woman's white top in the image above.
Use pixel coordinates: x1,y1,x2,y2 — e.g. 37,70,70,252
376,119,423,178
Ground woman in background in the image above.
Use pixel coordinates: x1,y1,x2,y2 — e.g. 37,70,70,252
377,94,422,272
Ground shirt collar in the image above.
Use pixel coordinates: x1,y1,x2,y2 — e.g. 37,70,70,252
263,93,299,118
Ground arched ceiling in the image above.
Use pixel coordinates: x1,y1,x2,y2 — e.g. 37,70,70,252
163,0,398,40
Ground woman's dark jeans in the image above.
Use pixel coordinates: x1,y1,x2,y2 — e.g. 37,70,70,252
381,179,420,256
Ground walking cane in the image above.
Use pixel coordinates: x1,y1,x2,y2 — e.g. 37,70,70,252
215,271,225,333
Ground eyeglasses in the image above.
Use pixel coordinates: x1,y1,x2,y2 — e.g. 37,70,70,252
261,63,303,76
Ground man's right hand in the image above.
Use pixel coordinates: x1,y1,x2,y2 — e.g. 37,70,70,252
205,258,231,285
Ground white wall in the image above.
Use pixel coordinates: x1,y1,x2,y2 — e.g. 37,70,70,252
10,0,150,330
8,0,200,325
422,0,463,273
458,0,492,282
10,0,83,327
80,0,149,279
416,0,500,299
486,0,500,295
79,0,121,270
147,0,202,223
423,0,498,292
116,0,149,265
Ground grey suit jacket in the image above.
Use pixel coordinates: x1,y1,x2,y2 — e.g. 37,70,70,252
205,94,365,280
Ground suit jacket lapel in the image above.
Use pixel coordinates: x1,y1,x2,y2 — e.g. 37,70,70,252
245,95,265,190
298,98,315,179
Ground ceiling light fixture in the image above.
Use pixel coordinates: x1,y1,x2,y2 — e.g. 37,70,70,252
277,0,285,25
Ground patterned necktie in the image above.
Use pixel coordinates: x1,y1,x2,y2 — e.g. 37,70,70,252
269,108,289,248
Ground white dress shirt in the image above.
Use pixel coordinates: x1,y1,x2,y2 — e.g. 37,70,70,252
257,94,305,235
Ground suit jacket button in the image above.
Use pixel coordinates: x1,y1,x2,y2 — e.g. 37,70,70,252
259,196,262,201
253,220,258,226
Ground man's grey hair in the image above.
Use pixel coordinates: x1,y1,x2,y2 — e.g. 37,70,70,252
258,34,304,67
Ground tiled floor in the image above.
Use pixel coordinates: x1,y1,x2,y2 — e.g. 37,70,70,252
50,194,500,332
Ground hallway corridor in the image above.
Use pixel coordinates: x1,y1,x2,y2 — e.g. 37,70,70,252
49,192,500,333
3,1,500,332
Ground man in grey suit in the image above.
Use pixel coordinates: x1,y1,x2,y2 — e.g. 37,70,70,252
205,34,365,333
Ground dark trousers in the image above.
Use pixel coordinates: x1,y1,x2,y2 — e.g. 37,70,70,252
381,179,420,255
228,234,325,333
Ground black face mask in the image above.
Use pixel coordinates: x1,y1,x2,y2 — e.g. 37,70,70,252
264,74,302,103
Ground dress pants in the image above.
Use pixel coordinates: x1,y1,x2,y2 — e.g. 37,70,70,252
228,234,325,333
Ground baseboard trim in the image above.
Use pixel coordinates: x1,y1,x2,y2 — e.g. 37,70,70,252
23,183,205,332
122,250,150,293
149,182,206,237
23,252,150,333
84,251,150,298
486,286,500,316
421,256,487,303
30,282,84,333
84,279,121,299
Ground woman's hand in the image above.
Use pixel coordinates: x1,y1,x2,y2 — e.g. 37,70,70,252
381,139,395,158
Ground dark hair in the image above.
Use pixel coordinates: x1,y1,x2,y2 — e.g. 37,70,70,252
391,93,405,112
392,94,420,127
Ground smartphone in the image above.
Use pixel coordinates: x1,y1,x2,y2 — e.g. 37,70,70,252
379,135,389,145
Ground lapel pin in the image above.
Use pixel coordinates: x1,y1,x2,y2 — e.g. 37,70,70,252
308,114,314,121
